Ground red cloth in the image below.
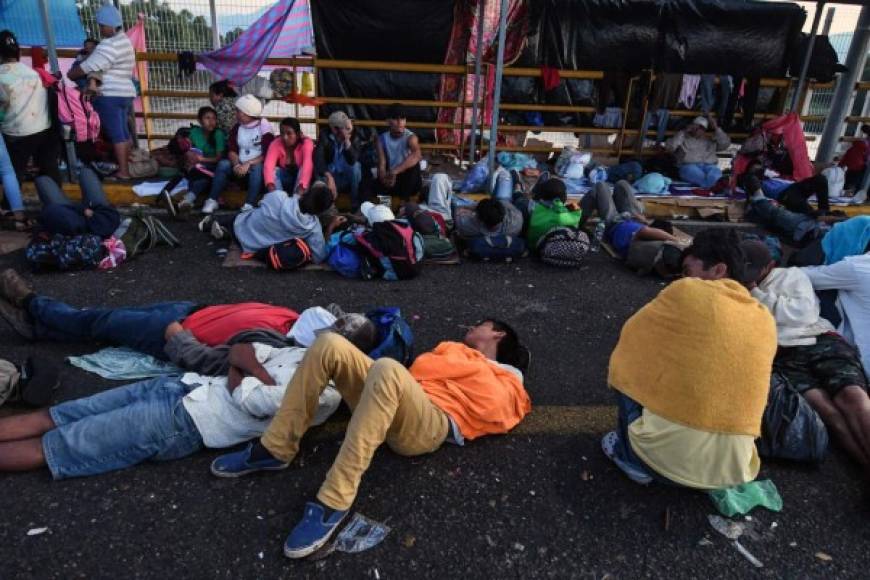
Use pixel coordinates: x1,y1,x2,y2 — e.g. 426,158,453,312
181,303,299,346
540,66,561,91
31,47,48,70
839,140,869,172
762,113,814,182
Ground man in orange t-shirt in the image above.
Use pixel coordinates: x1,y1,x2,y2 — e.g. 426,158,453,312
211,319,531,559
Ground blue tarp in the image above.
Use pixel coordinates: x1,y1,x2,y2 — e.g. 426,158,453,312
0,0,86,48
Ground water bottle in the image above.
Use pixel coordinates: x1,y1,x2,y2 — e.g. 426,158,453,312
590,221,606,253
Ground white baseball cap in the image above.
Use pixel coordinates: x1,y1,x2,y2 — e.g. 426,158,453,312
692,116,709,130
360,201,395,225
235,94,263,118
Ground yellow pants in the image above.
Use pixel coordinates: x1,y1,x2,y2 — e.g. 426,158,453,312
261,333,449,511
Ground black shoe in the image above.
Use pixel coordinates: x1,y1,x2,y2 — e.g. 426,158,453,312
0,297,34,339
18,357,60,407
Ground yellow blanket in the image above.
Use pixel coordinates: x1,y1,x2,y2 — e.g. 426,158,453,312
608,278,777,437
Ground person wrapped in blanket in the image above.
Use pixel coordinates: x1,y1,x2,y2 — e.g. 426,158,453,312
210,319,531,559
603,229,778,488
0,308,379,480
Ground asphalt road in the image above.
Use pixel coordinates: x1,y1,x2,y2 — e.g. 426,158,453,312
0,221,867,579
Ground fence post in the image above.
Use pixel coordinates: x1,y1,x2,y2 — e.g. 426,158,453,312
37,0,60,74
790,2,825,112
468,0,487,165
486,0,509,174
209,0,221,50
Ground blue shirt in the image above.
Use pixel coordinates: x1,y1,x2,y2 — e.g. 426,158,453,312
607,220,645,259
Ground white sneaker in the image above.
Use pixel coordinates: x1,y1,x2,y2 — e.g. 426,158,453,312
178,192,196,209
240,203,254,212
201,199,219,215
210,220,228,240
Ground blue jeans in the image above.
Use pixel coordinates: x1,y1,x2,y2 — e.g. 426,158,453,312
613,393,674,486
639,109,670,144
679,163,722,188
43,377,203,479
330,161,362,207
0,130,23,212
188,163,218,197
747,197,822,243
489,166,514,201
28,297,197,360
35,167,109,208
607,161,644,184
275,166,300,192
209,159,264,205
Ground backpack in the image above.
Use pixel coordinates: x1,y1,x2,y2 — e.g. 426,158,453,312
757,372,829,463
355,219,424,281
466,234,527,262
366,307,414,366
118,214,180,259
421,234,455,260
26,233,105,271
253,238,312,271
327,231,363,278
537,227,590,267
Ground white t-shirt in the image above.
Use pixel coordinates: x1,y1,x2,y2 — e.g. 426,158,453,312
79,33,137,98
181,344,341,448
0,62,50,136
750,267,835,347
236,119,271,162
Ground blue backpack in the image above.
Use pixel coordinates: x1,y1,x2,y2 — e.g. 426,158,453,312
366,307,414,366
466,234,527,262
328,231,363,278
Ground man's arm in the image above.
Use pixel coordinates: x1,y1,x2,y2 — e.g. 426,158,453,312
226,343,274,390
803,260,862,291
392,134,422,175
376,135,388,182
665,131,685,153
750,272,822,328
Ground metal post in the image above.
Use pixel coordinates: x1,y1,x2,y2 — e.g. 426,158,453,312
816,5,870,163
821,6,835,37
486,0,509,174
790,2,825,112
467,0,487,165
209,0,221,50
37,0,60,74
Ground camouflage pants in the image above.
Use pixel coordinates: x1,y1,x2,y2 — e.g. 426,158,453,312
774,333,868,397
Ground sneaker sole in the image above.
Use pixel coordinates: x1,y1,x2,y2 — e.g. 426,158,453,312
210,461,289,479
283,511,349,559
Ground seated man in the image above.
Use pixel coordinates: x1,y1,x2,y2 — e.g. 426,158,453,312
376,104,422,201
665,115,730,188
0,268,299,361
204,182,344,264
603,229,777,488
314,111,363,209
0,316,380,479
743,240,870,467
210,319,531,558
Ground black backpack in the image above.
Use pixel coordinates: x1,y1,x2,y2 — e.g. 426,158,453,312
354,220,424,281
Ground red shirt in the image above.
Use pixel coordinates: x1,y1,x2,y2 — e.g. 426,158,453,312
181,302,299,346
839,139,869,172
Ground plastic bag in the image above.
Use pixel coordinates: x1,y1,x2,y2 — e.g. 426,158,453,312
709,480,783,517
757,372,828,463
333,513,391,554
460,160,489,193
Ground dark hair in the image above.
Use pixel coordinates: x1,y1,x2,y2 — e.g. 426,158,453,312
486,318,530,374
280,117,302,137
475,198,506,229
0,30,20,61
741,173,762,194
682,228,746,282
649,219,673,235
197,106,218,149
535,178,567,202
84,38,99,47
299,182,334,215
861,125,870,137
658,244,684,278
387,103,405,120
209,80,237,98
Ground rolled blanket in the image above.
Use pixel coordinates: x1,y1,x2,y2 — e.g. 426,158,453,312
608,278,777,437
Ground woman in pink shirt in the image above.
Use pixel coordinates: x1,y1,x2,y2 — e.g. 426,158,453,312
264,117,314,194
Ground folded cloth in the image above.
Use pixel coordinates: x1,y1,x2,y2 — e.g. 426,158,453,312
132,179,188,197
68,347,181,380
608,278,777,437
634,172,671,195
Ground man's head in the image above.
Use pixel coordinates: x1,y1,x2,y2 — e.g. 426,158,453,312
475,198,506,230
535,178,567,203
386,103,406,136
96,4,123,37
299,181,334,215
83,38,98,55
401,202,438,235
331,313,379,354
197,106,217,132
0,31,19,62
280,117,302,148
739,239,776,288
328,111,353,141
464,319,529,373
686,116,709,138
681,228,746,282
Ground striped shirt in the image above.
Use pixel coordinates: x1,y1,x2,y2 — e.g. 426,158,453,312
80,33,137,98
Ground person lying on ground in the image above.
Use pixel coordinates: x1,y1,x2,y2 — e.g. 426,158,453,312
202,94,274,215
743,174,829,248
742,239,870,471
741,159,832,216
603,228,777,488
210,319,531,559
665,115,730,188
0,269,300,361
202,181,341,263
513,177,582,249
0,320,379,480
34,167,119,239
314,111,363,210
264,117,315,196
376,104,422,201
801,240,870,373
450,169,525,241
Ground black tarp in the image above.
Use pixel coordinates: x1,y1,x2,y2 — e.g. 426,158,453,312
311,0,456,139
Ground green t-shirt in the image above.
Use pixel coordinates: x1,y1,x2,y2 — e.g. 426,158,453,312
189,126,227,159
526,199,582,248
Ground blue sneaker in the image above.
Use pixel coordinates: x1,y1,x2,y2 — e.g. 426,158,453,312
210,442,289,478
283,501,349,559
